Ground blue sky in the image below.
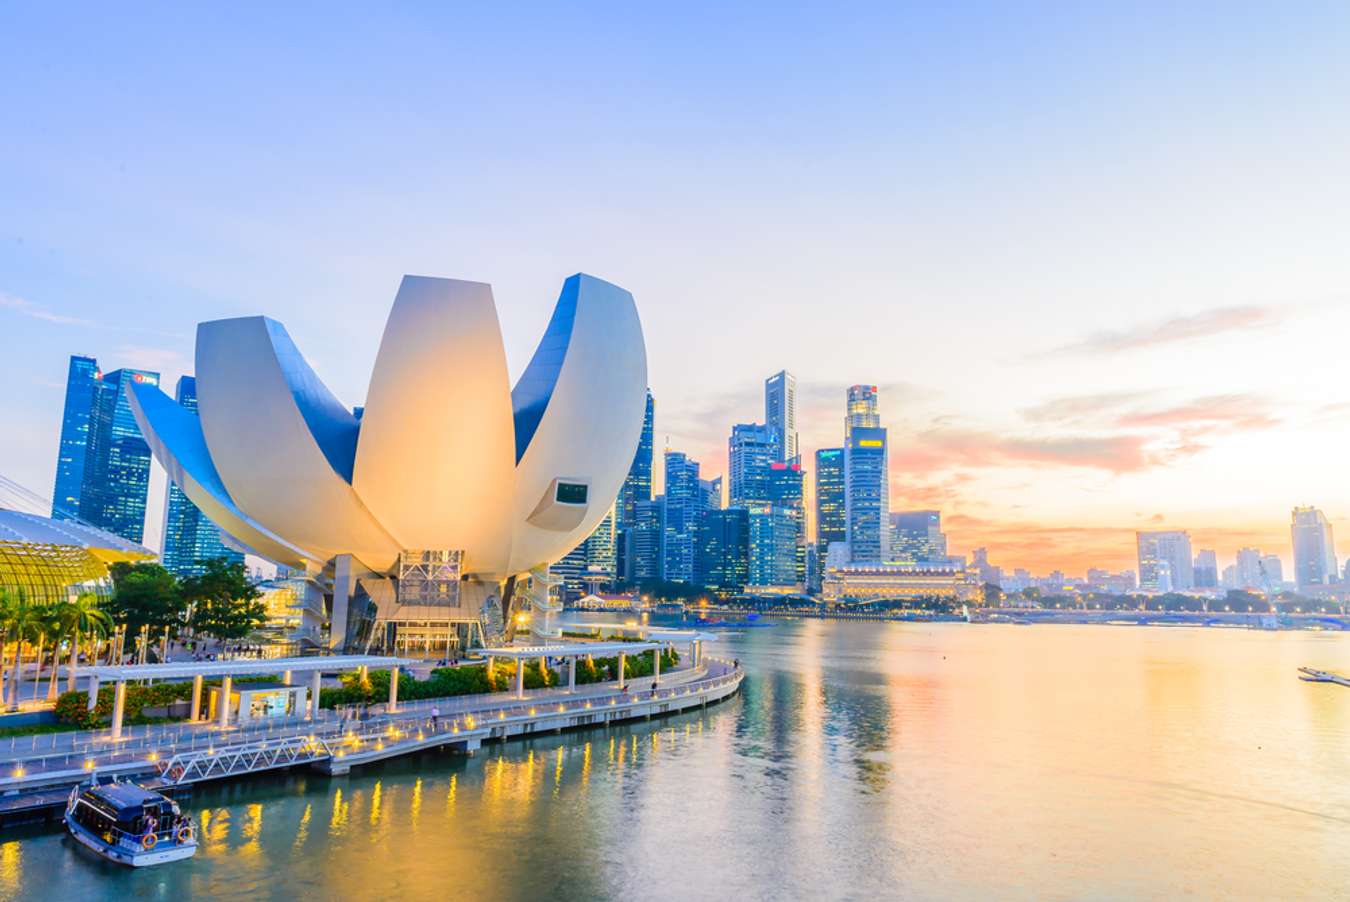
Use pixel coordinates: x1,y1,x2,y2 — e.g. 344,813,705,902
4,3,1350,571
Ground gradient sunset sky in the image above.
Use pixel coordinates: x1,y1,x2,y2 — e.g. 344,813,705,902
3,4,1349,574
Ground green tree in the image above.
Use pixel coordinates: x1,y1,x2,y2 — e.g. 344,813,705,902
182,557,266,642
106,562,186,635
6,598,45,711
58,593,112,693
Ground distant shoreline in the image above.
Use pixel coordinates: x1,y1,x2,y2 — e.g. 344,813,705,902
678,607,1350,631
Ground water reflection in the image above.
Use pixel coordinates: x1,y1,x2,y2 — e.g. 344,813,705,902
7,622,1350,900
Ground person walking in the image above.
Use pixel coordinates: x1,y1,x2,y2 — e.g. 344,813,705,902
431,706,440,730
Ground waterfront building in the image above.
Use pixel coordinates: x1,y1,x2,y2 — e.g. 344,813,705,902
972,547,1003,586
614,389,653,580
845,384,879,440
1235,547,1264,590
161,376,244,577
764,370,798,464
80,368,161,543
553,503,617,602
50,355,101,520
627,498,664,582
701,476,723,512
821,562,979,604
814,447,846,579
768,462,806,584
1136,530,1193,592
891,510,946,564
1261,554,1284,589
728,423,779,505
0,508,155,606
700,506,749,597
845,423,889,563
1193,549,1218,589
747,502,798,588
661,451,703,584
805,540,821,594
127,272,649,650
1291,506,1338,589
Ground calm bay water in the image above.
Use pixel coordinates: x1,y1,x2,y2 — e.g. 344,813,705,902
5,620,1350,900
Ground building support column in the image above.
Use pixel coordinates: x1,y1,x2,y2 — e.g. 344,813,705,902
618,652,626,689
330,554,355,652
281,670,292,685
190,674,203,721
388,665,399,713
568,657,577,693
86,676,100,712
218,676,232,728
515,660,525,700
308,670,322,720
653,647,661,683
111,680,127,740
358,665,368,684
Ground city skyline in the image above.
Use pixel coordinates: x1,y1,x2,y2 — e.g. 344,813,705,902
6,5,1350,574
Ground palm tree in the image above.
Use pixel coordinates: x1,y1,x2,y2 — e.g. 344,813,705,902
61,594,111,694
7,598,45,711
46,602,72,702
27,606,57,706
0,589,17,707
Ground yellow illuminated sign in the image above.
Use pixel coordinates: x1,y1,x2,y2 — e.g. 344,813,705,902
857,439,883,448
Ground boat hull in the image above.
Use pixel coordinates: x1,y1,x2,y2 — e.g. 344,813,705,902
65,813,197,867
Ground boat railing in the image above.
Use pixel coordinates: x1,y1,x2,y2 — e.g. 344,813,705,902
70,799,194,849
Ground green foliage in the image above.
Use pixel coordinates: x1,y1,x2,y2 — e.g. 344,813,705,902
107,562,186,634
54,682,196,729
183,558,267,641
571,648,679,685
317,660,568,710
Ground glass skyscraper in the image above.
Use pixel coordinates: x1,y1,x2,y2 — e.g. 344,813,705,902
746,502,798,587
764,370,797,464
51,355,101,520
78,367,160,543
1291,506,1338,589
700,506,749,597
615,389,653,581
845,424,889,564
728,423,778,505
661,451,703,584
814,447,846,573
161,376,244,577
891,510,946,563
845,384,880,439
627,498,664,582
768,462,805,584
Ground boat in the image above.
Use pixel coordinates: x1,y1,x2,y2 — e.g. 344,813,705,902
64,779,197,867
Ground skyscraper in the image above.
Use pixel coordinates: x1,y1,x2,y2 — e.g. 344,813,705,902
661,451,703,584
1235,547,1264,590
845,423,889,564
79,367,160,543
1291,506,1338,589
700,506,749,597
814,447,846,576
552,503,616,601
728,423,779,505
51,355,101,520
617,389,654,528
768,461,806,584
161,376,244,577
627,498,664,582
1136,530,1193,592
746,502,798,588
701,476,723,512
1193,549,1218,589
845,384,879,440
764,370,798,464
891,510,945,563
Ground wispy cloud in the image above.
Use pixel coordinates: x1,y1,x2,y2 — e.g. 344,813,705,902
1021,391,1153,425
890,428,1156,474
1034,305,1280,359
1116,394,1278,432
0,290,100,327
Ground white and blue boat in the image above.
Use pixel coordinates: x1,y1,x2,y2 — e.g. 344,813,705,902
64,780,197,867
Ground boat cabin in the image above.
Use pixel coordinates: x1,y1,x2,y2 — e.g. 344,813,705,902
69,783,182,842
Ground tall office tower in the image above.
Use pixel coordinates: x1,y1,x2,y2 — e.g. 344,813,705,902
844,384,880,440
617,389,654,529
728,423,779,505
1136,530,1194,592
51,355,102,520
661,451,703,584
1220,565,1238,589
1261,554,1284,588
701,476,723,512
700,506,749,597
805,541,821,594
626,498,664,582
1234,547,1264,590
769,462,806,583
814,448,846,574
972,547,1003,586
1291,506,1338,589
891,510,945,563
746,502,799,587
161,376,244,577
764,370,798,464
79,368,160,542
1192,549,1219,589
845,425,889,563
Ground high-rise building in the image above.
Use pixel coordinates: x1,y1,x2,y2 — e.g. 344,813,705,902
1291,506,1338,590
51,355,101,520
764,370,798,464
1261,554,1284,589
79,368,160,543
1193,549,1218,589
728,423,779,505
626,498,664,582
845,424,889,564
552,503,616,601
1136,530,1193,592
617,389,654,528
661,451,703,584
700,506,749,597
814,447,846,579
1234,547,1264,590
701,476,723,512
161,376,244,577
768,462,806,584
845,384,879,440
891,510,945,563
747,502,799,588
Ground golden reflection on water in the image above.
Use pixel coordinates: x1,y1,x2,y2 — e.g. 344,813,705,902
0,840,19,890
368,782,381,827
237,804,263,859
328,787,347,835
411,778,423,830
292,803,310,850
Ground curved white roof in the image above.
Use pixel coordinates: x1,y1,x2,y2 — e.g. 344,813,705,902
0,509,153,558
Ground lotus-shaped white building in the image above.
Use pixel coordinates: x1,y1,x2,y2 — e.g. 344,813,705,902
127,273,647,651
